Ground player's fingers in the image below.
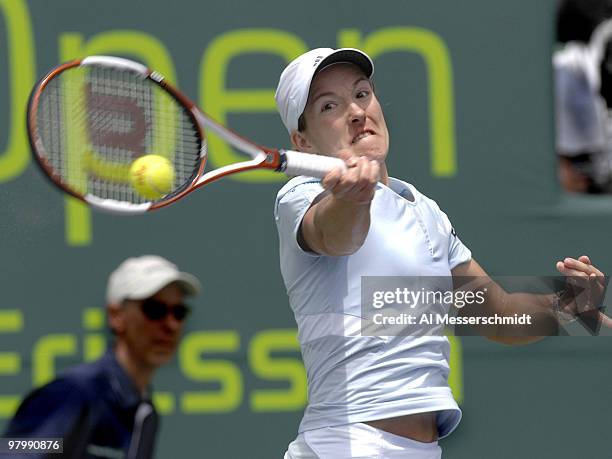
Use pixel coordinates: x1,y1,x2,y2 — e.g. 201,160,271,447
590,266,605,277
346,158,363,186
562,257,583,268
322,167,342,190
354,157,373,192
556,261,589,280
359,160,379,202
562,258,598,276
600,313,612,329
336,149,357,168
353,158,379,202
362,160,380,193
577,255,605,276
581,255,605,277
571,257,604,277
331,160,361,197
332,157,378,203
556,261,567,274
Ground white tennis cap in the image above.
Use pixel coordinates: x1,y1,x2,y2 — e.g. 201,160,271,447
106,255,201,304
275,48,374,133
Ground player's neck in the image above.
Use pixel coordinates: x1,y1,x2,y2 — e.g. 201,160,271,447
380,163,390,186
114,344,154,396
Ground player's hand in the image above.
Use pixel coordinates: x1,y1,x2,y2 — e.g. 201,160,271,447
555,255,612,329
322,151,380,205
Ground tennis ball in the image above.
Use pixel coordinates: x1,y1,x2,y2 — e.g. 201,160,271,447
129,155,175,200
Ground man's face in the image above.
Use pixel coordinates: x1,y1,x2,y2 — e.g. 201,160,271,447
114,283,188,370
295,63,389,163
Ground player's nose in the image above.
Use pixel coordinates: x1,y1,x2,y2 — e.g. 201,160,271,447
162,311,183,332
348,102,366,124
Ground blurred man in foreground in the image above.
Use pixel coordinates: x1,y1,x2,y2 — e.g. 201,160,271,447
2,255,201,459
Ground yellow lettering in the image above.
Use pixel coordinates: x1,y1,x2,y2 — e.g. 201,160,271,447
0,310,23,418
201,29,306,182
58,30,177,246
0,396,19,419
0,310,23,332
0,0,35,182
179,331,242,413
338,27,457,177
447,335,463,403
0,354,19,374
249,329,306,411
32,334,77,386
83,308,106,362
153,392,175,415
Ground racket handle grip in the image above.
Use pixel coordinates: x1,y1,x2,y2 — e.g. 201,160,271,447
280,150,346,179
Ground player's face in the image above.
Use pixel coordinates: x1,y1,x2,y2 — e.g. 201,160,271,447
294,63,389,163
120,283,187,370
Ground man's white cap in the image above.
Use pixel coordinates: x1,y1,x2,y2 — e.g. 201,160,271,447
275,48,374,133
106,255,201,304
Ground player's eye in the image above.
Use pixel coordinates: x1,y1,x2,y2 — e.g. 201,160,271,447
356,89,370,99
321,102,336,112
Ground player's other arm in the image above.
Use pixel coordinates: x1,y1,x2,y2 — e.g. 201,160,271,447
452,259,555,345
452,256,611,344
300,154,380,256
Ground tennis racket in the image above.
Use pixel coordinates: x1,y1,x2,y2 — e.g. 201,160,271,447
27,55,345,214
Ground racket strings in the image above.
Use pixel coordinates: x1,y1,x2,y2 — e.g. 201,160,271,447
35,65,201,204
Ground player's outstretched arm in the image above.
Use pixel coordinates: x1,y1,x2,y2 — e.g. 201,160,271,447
452,256,611,344
300,153,380,256
451,259,555,344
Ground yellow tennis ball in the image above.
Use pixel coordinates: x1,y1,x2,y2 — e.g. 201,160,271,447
129,155,175,200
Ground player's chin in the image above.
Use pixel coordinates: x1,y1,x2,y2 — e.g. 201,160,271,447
355,148,387,163
149,343,178,363
148,350,175,367
351,140,387,161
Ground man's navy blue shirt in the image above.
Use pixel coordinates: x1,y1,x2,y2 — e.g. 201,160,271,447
2,351,158,459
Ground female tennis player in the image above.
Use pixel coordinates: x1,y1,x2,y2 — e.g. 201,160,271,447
273,48,611,459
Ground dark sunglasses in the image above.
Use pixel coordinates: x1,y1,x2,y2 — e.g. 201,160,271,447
140,298,191,322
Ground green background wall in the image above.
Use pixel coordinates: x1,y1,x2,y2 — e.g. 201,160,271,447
1,1,611,457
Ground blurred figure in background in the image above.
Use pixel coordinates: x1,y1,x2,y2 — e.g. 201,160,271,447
2,255,201,459
555,0,612,193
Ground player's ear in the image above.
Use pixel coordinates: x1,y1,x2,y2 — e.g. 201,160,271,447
291,130,313,153
107,302,126,334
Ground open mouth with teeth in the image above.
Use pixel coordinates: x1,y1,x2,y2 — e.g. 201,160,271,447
351,130,375,144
